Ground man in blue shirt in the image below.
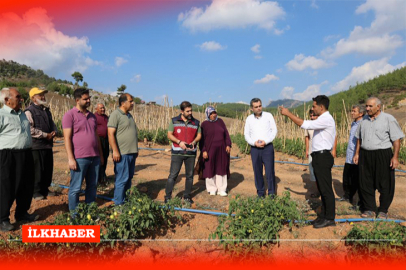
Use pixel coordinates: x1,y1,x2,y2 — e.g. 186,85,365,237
338,105,364,210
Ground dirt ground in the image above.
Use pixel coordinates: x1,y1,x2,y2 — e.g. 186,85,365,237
2,138,406,262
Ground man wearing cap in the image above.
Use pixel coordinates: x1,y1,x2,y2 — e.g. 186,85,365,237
25,88,57,200
0,87,39,232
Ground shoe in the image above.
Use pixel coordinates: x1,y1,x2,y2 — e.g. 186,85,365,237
313,219,336,229
361,211,375,218
310,217,323,225
15,213,40,222
164,197,170,204
209,191,216,196
310,193,320,198
336,196,350,202
218,191,228,197
0,221,14,232
183,197,194,204
376,212,388,219
33,193,45,200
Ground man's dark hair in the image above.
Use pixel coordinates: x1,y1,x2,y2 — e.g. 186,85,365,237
312,95,330,110
118,94,131,106
180,101,192,111
73,88,89,101
250,98,262,107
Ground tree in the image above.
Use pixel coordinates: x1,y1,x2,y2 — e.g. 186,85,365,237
83,81,88,88
117,84,127,96
133,97,141,104
71,71,83,87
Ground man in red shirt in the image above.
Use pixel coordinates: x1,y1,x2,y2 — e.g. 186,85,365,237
95,103,109,184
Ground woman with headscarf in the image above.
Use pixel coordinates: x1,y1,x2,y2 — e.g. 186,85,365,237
199,106,231,196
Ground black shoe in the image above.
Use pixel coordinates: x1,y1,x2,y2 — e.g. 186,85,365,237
0,221,14,232
310,217,323,225
33,193,45,200
336,196,349,202
183,197,194,204
15,213,40,222
313,219,336,229
164,197,170,204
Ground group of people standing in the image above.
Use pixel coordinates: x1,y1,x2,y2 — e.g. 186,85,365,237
0,87,404,232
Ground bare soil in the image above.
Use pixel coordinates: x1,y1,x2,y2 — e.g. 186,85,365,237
1,137,406,262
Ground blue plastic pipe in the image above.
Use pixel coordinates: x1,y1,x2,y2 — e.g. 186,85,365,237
52,183,405,223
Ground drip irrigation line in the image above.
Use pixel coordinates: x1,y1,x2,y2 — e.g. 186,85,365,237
137,147,406,173
51,183,405,224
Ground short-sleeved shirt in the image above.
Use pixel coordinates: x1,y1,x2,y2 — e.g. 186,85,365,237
62,108,99,159
305,129,314,154
95,113,108,138
107,108,138,155
0,105,32,149
355,112,405,150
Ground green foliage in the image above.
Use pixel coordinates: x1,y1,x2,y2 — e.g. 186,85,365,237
210,192,303,252
46,81,73,95
71,71,83,85
230,133,250,154
273,138,306,159
117,84,127,96
345,221,406,253
138,129,169,145
133,97,142,104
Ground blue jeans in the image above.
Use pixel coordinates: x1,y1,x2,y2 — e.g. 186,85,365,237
68,156,100,211
113,153,138,205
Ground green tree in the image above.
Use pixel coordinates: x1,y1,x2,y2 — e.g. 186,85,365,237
71,71,83,87
83,81,88,88
133,97,141,104
117,84,127,96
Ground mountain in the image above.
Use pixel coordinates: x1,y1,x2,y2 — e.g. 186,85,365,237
266,99,302,108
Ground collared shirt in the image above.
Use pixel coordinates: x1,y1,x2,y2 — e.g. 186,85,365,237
107,108,138,155
0,105,32,149
95,113,108,138
62,107,99,159
345,119,361,164
355,112,405,150
244,111,277,146
301,111,336,152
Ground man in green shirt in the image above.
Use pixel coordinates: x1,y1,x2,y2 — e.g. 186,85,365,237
0,88,39,232
108,93,139,205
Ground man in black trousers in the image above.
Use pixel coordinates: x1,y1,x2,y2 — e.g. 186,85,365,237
25,87,57,200
280,95,336,228
0,87,39,232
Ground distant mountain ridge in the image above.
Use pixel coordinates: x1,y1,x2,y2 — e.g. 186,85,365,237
266,99,302,108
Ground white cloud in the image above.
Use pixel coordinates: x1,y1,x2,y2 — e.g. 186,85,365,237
331,58,406,92
198,41,227,51
293,81,328,101
322,0,406,58
254,74,279,84
285,54,333,71
323,34,340,42
311,0,319,9
154,94,168,104
236,101,249,105
130,74,141,83
254,55,263,60
115,57,128,67
0,8,99,76
274,25,290,35
178,0,286,33
251,44,260,53
280,86,294,99
218,95,222,98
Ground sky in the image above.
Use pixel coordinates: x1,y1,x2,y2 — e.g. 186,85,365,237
1,0,405,105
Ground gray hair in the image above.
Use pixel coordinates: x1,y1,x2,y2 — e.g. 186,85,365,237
352,104,366,115
250,98,262,107
367,96,382,106
0,88,11,104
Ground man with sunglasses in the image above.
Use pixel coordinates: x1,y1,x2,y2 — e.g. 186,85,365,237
0,88,39,231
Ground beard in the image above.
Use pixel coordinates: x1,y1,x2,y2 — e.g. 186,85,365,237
35,99,47,106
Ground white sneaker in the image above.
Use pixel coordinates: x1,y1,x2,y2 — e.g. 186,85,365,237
218,191,228,197
209,191,216,196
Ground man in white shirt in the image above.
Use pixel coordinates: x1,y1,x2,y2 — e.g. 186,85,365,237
280,95,336,229
244,98,277,197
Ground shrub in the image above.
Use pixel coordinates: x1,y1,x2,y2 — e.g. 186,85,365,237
230,133,250,154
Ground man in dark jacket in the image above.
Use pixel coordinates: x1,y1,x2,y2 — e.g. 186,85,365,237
25,87,57,200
